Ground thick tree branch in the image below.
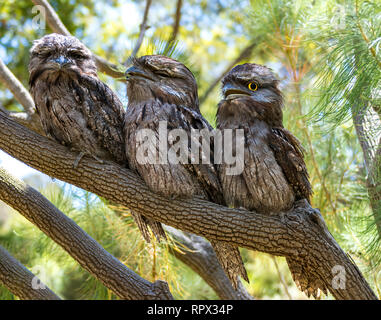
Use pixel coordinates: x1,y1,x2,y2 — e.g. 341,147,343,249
111,204,251,299
199,42,256,105
0,245,60,300
31,0,125,78
352,98,381,237
0,112,377,300
0,107,43,135
368,140,381,235
0,167,173,300
351,39,381,237
166,227,254,300
352,105,373,174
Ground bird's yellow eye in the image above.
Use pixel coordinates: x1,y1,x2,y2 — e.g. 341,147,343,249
248,82,258,91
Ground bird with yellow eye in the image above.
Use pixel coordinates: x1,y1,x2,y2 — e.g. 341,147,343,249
248,82,258,91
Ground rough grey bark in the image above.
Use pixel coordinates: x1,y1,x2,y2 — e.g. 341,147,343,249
31,0,124,78
0,108,43,135
351,40,381,237
0,167,173,300
0,111,377,300
352,106,381,237
166,227,254,300
0,245,60,300
111,204,250,299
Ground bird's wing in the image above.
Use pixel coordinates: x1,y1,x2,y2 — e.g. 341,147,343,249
268,127,312,202
164,105,246,286
78,75,126,164
173,105,225,205
125,101,224,204
31,83,73,145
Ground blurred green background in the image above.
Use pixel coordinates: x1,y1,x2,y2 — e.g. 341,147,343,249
0,0,380,299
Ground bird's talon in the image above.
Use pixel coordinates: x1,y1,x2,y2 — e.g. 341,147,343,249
92,156,104,164
73,151,85,169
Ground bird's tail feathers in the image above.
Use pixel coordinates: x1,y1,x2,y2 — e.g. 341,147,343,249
210,240,249,290
286,257,328,298
130,211,166,243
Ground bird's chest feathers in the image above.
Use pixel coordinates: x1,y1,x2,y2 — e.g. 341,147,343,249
243,121,277,170
125,101,176,128
37,80,91,145
222,118,295,212
44,83,83,121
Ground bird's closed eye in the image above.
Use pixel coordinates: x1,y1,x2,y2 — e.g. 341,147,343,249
35,50,53,58
155,70,171,77
69,51,87,59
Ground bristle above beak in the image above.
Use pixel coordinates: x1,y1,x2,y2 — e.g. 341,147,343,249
50,56,70,67
125,66,154,81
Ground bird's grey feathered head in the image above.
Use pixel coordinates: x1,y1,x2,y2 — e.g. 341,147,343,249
125,55,199,110
218,63,284,127
221,63,282,105
28,33,97,87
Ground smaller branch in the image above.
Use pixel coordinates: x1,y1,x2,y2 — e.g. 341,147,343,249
0,106,44,135
124,0,152,66
94,55,125,79
352,104,373,176
169,0,183,43
0,167,173,300
110,205,251,299
199,42,256,105
166,227,254,300
272,256,292,300
31,0,125,78
0,58,35,116
355,0,381,69
0,245,60,300
31,0,70,36
0,56,43,134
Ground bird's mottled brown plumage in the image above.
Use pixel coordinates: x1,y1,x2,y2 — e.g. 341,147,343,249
217,63,321,296
125,55,248,288
28,33,125,165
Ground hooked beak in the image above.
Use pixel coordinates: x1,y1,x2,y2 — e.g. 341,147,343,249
223,83,250,99
125,66,154,81
49,56,70,68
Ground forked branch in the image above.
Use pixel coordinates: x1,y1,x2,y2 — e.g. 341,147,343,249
0,112,377,300
0,167,173,300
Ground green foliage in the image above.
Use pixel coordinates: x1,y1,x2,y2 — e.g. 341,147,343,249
1,0,381,299
308,0,381,272
311,0,381,124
